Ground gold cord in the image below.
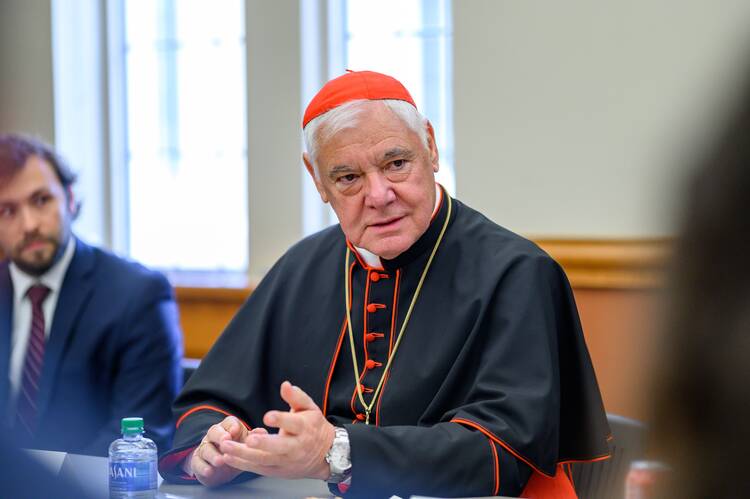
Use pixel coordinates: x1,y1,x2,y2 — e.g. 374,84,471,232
344,194,452,424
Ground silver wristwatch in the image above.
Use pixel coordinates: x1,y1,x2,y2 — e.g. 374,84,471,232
325,427,352,484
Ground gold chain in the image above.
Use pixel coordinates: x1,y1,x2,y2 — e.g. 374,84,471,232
344,195,452,424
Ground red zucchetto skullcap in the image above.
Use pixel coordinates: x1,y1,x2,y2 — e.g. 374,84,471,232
302,70,417,128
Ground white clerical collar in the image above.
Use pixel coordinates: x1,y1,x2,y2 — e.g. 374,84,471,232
10,236,76,305
354,183,442,268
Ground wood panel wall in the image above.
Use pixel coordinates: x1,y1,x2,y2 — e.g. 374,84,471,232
176,287,250,359
574,288,661,421
175,238,668,421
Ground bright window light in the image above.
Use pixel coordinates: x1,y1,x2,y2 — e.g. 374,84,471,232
123,0,247,271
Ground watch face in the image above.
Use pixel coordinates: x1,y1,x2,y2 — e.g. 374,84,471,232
331,452,350,471
327,429,352,474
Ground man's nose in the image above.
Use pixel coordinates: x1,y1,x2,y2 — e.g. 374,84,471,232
364,171,396,207
19,206,41,233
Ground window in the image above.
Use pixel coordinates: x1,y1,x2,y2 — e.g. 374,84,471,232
341,0,454,194
119,0,247,271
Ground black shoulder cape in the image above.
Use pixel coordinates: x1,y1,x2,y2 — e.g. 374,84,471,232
160,188,609,498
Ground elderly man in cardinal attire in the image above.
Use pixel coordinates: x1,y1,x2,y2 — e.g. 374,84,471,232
159,70,610,499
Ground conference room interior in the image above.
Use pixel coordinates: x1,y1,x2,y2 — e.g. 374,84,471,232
2,1,750,497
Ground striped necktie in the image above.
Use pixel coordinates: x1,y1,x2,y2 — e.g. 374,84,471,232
16,284,51,434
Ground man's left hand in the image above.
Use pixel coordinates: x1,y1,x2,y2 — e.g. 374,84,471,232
219,381,335,480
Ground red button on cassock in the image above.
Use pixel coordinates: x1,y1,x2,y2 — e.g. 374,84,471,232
356,413,366,421
370,272,380,282
365,359,378,370
365,333,378,343
366,303,378,313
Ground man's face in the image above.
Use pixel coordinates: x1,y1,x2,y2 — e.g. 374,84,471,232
0,155,74,275
304,101,439,259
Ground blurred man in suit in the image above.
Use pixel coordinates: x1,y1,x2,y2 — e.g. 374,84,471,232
0,133,183,455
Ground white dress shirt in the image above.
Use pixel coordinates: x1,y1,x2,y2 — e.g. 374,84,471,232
7,237,76,421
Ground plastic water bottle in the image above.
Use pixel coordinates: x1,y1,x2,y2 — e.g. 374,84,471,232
108,417,158,498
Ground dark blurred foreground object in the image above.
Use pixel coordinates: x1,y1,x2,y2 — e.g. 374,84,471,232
0,435,94,499
650,62,750,499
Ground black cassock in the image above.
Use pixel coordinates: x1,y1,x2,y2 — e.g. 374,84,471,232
159,187,610,498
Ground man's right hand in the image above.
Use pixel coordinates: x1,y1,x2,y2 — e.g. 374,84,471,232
185,416,268,487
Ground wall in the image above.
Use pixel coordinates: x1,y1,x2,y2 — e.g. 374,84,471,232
245,1,303,277
575,288,660,420
453,0,750,237
0,0,55,140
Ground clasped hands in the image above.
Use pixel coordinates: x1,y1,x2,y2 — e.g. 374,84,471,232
186,381,336,487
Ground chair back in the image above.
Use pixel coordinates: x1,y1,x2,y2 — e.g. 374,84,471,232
571,413,647,499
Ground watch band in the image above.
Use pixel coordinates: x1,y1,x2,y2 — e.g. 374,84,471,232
325,427,352,484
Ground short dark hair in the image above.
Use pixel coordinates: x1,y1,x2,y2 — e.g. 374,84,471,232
0,133,80,216
0,133,77,187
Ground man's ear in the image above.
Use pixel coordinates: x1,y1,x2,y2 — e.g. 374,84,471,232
426,121,439,173
65,186,78,217
303,153,329,204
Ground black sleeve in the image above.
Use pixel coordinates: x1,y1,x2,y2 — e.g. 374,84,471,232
158,262,287,483
343,422,531,498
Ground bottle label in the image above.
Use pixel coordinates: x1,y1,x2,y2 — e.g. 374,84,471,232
109,461,157,492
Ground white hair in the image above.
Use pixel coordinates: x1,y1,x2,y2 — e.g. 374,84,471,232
303,99,430,174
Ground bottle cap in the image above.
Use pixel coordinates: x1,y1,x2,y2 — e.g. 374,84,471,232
121,417,144,435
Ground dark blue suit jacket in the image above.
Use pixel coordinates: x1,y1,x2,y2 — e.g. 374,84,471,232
0,238,183,456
